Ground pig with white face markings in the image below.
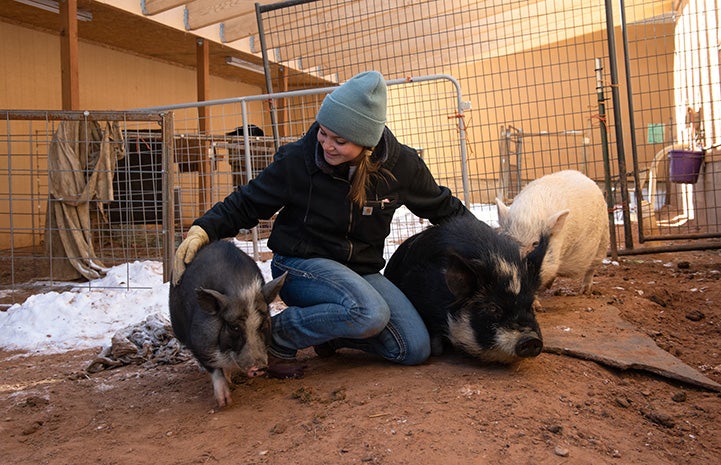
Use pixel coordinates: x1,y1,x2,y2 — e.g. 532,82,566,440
385,214,549,364
496,169,610,301
169,240,286,408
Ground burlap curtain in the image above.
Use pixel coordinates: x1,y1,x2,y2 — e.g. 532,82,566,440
46,120,124,280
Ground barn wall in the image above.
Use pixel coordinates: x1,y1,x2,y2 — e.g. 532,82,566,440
0,21,262,110
456,23,675,204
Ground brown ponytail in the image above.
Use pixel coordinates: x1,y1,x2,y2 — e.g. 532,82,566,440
349,148,395,208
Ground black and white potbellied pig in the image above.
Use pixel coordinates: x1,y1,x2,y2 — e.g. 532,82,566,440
384,215,549,364
169,240,287,408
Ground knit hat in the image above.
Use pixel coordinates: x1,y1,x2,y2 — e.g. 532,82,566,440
316,70,387,148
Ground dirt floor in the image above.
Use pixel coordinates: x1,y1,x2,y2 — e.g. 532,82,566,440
2,248,721,465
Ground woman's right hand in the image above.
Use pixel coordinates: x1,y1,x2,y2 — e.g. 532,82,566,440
171,225,209,285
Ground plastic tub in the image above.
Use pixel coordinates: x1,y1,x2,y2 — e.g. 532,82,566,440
669,149,704,184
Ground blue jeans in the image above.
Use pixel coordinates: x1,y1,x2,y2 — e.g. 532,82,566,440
269,254,431,365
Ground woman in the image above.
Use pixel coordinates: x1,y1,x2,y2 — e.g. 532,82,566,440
172,70,470,368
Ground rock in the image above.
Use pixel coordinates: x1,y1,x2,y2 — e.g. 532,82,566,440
547,424,563,434
554,446,570,457
21,421,43,435
685,310,705,321
614,397,631,408
643,410,675,428
649,295,668,307
672,391,687,402
270,423,287,434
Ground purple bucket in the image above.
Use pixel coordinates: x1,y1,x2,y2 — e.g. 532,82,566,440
669,149,704,184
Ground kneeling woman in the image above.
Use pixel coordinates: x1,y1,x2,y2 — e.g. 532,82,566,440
172,70,470,368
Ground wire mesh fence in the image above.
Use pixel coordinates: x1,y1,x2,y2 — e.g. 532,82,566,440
258,0,613,193
257,0,721,253
1,76,466,306
0,111,173,308
142,74,469,264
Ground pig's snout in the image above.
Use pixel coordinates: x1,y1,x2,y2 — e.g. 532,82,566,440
514,333,543,358
246,366,267,378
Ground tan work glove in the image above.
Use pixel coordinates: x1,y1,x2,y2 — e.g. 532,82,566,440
171,225,209,285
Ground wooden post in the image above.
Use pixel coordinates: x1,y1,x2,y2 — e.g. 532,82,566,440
60,0,80,110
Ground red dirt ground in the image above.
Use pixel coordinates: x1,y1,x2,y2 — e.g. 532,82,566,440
2,249,721,465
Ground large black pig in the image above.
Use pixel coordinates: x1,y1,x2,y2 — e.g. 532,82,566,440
169,240,286,408
384,215,548,364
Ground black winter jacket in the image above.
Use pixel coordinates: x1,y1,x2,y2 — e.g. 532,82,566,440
194,122,470,274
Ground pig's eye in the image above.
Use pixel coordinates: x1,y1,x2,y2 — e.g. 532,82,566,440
226,324,242,333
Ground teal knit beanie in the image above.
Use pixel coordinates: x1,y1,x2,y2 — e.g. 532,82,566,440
316,70,387,148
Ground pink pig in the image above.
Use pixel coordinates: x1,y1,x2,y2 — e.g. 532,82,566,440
496,170,609,297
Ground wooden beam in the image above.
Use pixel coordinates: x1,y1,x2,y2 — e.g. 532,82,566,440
221,0,358,44
245,0,494,70
410,0,673,70
219,10,258,42
269,0,503,78
185,0,258,30
245,0,439,57
142,0,188,16
60,0,79,110
196,37,210,104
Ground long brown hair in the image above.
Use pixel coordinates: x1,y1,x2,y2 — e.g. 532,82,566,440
348,148,395,207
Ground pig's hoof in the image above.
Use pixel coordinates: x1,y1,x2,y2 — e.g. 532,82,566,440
267,355,305,379
532,298,544,312
214,386,233,408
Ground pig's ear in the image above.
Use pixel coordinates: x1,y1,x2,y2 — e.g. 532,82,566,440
262,272,287,304
546,209,570,236
444,253,478,299
525,233,549,281
196,287,227,315
495,198,510,227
